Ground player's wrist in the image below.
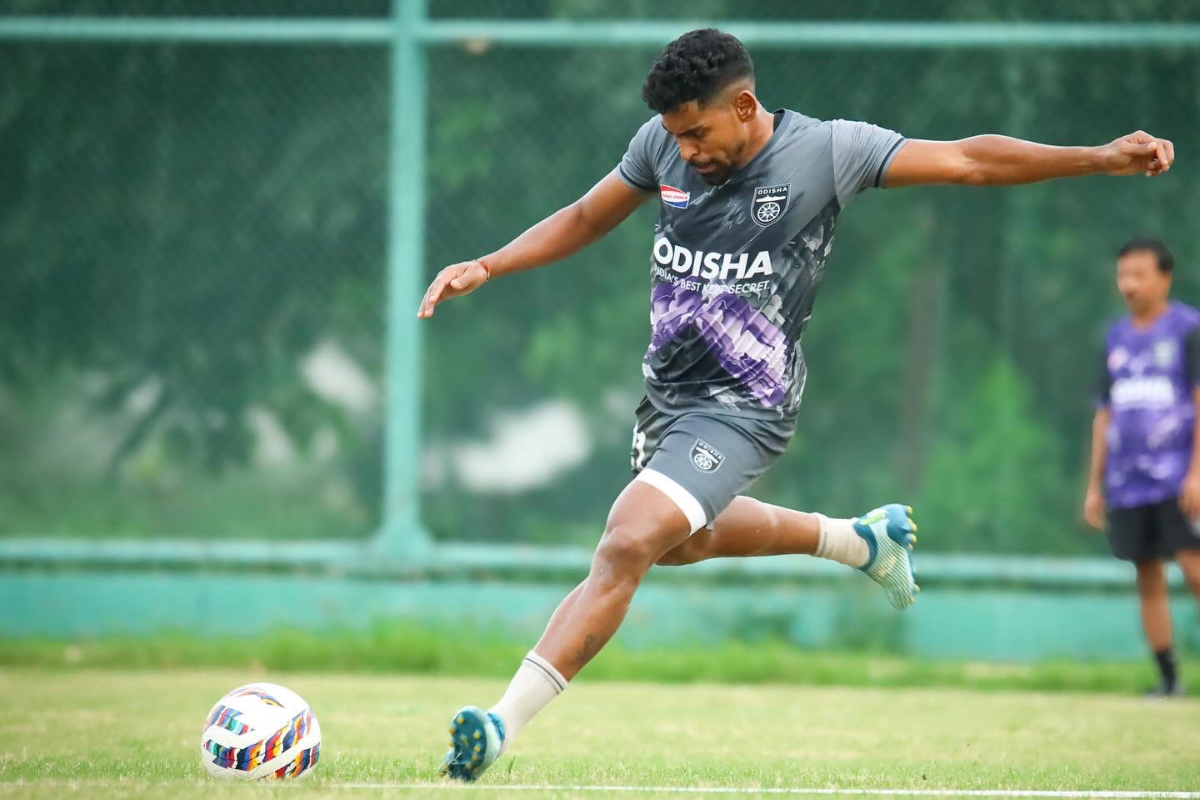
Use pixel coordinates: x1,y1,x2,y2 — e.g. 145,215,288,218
1092,143,1118,175
476,256,495,283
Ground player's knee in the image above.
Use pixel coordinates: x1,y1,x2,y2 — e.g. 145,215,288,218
595,521,662,579
654,545,689,567
656,532,709,567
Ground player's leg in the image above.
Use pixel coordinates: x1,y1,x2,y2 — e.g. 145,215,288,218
1107,503,1178,695
1135,558,1177,694
441,478,692,781
533,479,693,677
1134,558,1172,652
1176,547,1200,694
1162,497,1200,607
444,405,793,781
657,495,919,609
1154,499,1200,695
656,497,821,560
1147,497,1182,695
1176,549,1200,602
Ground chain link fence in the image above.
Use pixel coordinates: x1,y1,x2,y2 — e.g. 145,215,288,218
4,0,1199,554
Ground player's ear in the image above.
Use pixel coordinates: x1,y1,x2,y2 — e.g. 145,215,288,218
732,88,757,121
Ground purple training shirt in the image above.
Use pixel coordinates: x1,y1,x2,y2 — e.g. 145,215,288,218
1101,301,1200,509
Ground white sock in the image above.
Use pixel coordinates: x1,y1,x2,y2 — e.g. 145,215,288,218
488,650,567,754
813,513,870,568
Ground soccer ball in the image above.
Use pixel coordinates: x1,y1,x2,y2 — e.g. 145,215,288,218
200,682,322,780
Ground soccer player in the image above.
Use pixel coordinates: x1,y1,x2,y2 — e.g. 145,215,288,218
419,29,1174,778
1084,239,1200,698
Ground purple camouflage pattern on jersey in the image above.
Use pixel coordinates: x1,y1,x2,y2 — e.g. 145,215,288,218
1103,301,1200,509
649,282,791,407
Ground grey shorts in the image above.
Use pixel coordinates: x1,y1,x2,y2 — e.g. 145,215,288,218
629,396,794,532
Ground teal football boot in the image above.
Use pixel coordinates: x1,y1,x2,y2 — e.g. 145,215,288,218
441,705,505,782
854,503,920,609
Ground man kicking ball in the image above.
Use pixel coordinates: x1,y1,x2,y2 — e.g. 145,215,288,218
417,28,1174,781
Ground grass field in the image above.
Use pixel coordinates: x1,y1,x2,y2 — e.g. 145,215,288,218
1,669,1199,799
3,626,1195,695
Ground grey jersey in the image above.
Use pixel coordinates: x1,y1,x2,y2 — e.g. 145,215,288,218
618,109,905,420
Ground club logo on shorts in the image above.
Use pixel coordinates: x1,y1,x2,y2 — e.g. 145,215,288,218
751,183,790,227
660,184,690,209
690,439,725,473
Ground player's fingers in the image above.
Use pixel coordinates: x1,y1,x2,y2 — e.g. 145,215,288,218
419,273,452,318
417,285,433,318
1163,138,1176,167
1155,139,1174,172
1129,141,1156,162
1151,140,1170,173
417,283,438,318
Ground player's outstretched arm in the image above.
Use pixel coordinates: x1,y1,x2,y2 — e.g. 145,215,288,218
884,130,1174,188
417,171,651,319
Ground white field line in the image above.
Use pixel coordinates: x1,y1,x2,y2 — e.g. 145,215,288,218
335,785,1200,798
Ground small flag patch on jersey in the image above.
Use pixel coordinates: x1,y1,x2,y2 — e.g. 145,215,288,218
660,184,690,209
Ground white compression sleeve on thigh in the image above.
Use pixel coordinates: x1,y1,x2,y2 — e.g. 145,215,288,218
488,650,567,754
813,513,870,568
635,468,707,533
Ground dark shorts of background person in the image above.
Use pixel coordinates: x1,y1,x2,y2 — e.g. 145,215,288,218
629,396,794,532
1108,498,1200,561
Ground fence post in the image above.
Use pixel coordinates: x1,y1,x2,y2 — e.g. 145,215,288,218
376,0,433,561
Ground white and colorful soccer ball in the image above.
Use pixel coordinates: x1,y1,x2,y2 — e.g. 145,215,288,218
200,682,322,780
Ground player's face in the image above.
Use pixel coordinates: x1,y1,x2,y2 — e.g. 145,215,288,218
1117,251,1171,314
661,88,756,185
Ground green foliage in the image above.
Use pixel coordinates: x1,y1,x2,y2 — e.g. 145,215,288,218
917,357,1082,554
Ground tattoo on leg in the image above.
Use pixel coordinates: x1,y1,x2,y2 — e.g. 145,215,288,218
573,633,607,669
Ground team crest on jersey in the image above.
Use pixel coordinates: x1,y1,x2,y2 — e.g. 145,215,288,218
690,439,725,473
751,183,790,227
660,184,690,209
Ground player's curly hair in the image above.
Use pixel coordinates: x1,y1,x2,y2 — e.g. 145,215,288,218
641,29,755,115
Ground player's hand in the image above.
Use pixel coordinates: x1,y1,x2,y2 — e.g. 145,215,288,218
1180,471,1200,520
1083,484,1106,531
1102,131,1175,177
417,260,490,319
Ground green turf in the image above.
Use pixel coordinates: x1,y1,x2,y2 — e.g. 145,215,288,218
0,625,1193,695
1,669,1198,799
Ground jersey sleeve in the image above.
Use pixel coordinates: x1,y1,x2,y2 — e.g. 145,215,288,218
1185,325,1200,391
617,117,661,193
830,119,906,208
